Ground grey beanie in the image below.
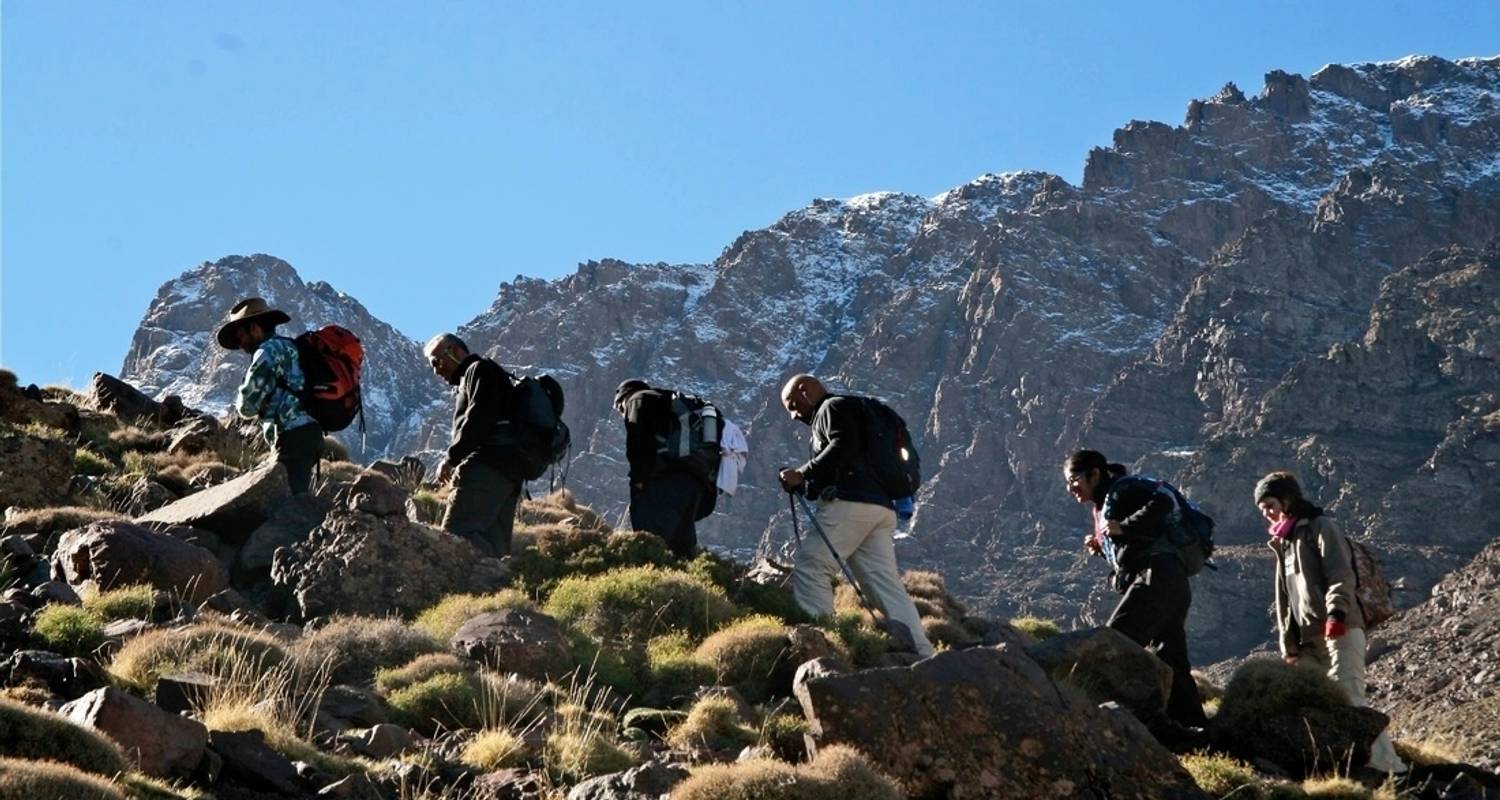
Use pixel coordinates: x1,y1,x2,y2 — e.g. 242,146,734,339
1254,471,1302,503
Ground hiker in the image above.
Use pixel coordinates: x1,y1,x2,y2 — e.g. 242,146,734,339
1254,471,1407,774
612,379,718,558
1065,449,1208,731
218,298,324,494
777,374,935,657
424,333,523,556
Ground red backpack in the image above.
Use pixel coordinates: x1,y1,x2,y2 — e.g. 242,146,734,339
287,326,365,433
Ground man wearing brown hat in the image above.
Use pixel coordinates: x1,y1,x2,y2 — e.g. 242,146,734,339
217,297,324,494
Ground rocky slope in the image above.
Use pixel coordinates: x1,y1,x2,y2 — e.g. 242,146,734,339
121,254,446,462
122,55,1500,663
1367,538,1500,770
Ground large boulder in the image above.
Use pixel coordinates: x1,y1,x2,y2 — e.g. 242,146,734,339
209,728,301,795
0,430,72,509
86,372,191,426
1025,626,1173,721
62,686,207,778
795,644,1208,800
270,509,508,621
565,760,690,800
51,520,227,603
235,492,333,585
0,377,78,430
137,463,291,544
1211,659,1392,779
450,609,577,682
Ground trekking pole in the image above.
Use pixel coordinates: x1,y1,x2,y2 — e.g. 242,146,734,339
793,493,878,617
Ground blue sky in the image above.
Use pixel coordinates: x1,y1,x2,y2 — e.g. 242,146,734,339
3,1,1497,387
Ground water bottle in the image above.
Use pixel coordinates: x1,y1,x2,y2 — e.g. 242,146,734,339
893,495,915,521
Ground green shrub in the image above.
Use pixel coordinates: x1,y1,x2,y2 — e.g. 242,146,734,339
82,585,158,623
1214,660,1350,735
672,744,901,800
374,653,474,694
413,590,536,643
822,610,891,667
108,426,168,453
31,605,105,657
384,672,483,734
511,528,675,598
1010,615,1061,642
0,757,125,800
566,633,642,698
645,633,714,706
544,566,737,645
666,695,758,753
1301,776,1371,798
543,730,636,784
684,551,809,624
922,617,979,649
0,698,129,777
695,615,791,703
1181,752,1304,799
760,713,809,762
295,616,442,685
72,448,113,477
108,622,287,693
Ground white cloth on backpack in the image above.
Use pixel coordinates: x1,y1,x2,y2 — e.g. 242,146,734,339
716,418,749,496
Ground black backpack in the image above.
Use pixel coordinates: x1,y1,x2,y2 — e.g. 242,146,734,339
1157,481,1216,576
859,397,922,500
657,392,724,488
506,375,571,481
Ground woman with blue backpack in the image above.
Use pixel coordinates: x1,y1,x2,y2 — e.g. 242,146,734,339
1254,471,1406,775
1065,449,1209,735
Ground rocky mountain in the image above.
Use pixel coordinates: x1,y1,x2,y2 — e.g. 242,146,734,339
121,254,447,462
1367,537,1500,770
123,55,1500,663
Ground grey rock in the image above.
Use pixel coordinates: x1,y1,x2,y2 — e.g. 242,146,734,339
209,728,302,796
63,686,207,778
350,723,416,759
795,644,1208,799
1025,626,1173,722
235,492,333,584
565,760,689,800
52,520,227,603
137,462,292,544
31,580,81,605
154,672,220,715
271,508,508,620
0,429,71,509
4,649,108,696
450,608,576,682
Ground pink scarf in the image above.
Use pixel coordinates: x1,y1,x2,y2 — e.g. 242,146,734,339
1268,517,1297,541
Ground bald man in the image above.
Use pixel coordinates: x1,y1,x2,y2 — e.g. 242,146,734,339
778,374,934,657
425,332,523,556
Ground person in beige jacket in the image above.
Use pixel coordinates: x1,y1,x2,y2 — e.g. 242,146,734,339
1254,471,1406,774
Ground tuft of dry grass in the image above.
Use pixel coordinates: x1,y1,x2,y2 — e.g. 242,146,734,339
294,616,442,686
541,672,635,784
1010,615,1062,641
1394,737,1466,767
666,694,758,753
81,584,159,623
694,615,790,703
383,672,484,734
31,604,106,657
671,744,902,800
108,621,287,693
73,447,114,477
461,728,531,771
0,757,126,800
1180,752,1305,799
375,653,474,694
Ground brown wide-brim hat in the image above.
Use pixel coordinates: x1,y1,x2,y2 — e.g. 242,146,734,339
216,297,291,349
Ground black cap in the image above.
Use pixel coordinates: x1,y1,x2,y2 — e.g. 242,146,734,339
613,379,650,412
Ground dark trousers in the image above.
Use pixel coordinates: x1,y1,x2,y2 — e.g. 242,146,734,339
442,460,522,556
630,471,704,559
1107,553,1208,728
276,423,324,495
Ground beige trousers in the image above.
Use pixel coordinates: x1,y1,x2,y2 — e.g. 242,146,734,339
1299,628,1407,774
792,498,935,657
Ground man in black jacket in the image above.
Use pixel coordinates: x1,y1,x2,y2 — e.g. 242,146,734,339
613,379,710,558
425,333,522,556
777,374,934,657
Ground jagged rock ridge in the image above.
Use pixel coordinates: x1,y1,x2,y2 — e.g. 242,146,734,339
123,55,1500,663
